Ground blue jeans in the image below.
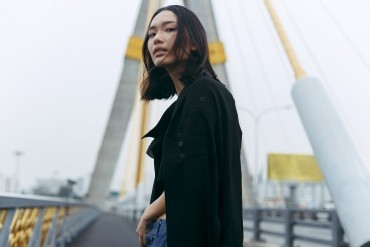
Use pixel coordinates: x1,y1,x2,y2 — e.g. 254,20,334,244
146,219,167,247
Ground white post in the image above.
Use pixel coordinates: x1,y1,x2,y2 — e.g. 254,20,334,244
292,76,370,247
14,150,24,193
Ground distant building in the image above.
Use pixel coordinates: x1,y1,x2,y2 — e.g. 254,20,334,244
31,176,90,198
32,178,66,196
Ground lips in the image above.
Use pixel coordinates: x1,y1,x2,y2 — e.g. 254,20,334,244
153,47,168,56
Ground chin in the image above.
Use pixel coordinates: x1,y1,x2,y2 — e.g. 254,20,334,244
153,57,175,69
154,61,172,69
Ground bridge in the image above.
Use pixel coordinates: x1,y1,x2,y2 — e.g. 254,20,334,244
0,194,349,247
1,0,370,246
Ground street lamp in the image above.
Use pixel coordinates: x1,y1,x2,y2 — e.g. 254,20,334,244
238,104,292,204
13,150,24,193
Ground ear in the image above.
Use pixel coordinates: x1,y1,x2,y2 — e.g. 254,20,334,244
191,44,197,51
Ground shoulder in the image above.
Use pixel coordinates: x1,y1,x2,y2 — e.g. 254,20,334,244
183,76,237,116
193,76,226,90
188,76,232,99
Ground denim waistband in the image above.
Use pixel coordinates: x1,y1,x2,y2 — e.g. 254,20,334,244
146,218,167,246
148,219,166,230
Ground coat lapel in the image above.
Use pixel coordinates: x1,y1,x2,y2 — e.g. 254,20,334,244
142,101,177,138
169,84,191,123
143,76,207,138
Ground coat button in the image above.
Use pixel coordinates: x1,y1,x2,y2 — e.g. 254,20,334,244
199,96,205,102
177,132,182,138
178,141,184,147
179,153,185,159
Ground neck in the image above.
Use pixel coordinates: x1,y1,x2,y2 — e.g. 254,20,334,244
168,71,184,96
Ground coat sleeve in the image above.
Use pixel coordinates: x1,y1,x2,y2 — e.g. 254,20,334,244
173,79,244,247
165,81,219,247
218,96,244,247
192,79,243,247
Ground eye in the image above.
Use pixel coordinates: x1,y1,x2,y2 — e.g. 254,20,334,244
165,28,177,32
148,32,156,38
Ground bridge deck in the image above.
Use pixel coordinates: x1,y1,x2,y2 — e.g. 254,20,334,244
66,213,275,247
67,213,139,247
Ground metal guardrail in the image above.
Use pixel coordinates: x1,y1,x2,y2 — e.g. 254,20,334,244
115,194,145,222
243,208,349,247
0,193,100,247
117,206,144,223
117,205,350,247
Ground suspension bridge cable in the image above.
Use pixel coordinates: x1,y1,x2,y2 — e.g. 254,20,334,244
220,0,259,182
279,0,329,83
318,0,370,75
217,0,261,205
279,0,351,115
221,0,258,111
255,0,295,86
279,0,370,163
237,0,291,151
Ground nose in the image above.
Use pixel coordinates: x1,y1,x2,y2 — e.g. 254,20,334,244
153,32,163,45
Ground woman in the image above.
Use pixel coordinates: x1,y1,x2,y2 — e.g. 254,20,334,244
136,5,243,247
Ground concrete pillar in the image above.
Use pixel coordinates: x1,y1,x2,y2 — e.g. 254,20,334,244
292,76,370,246
87,0,152,207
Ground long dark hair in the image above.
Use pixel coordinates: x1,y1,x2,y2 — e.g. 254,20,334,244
141,5,218,101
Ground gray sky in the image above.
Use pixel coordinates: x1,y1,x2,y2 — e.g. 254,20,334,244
1,0,369,192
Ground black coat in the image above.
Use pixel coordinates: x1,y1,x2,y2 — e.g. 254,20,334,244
143,76,243,247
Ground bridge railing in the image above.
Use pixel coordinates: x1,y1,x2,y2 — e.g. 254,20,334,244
116,204,350,247
243,208,349,247
0,193,100,247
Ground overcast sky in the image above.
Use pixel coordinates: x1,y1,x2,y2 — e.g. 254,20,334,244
1,0,369,193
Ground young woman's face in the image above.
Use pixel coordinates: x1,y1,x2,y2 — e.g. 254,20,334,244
147,10,190,70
